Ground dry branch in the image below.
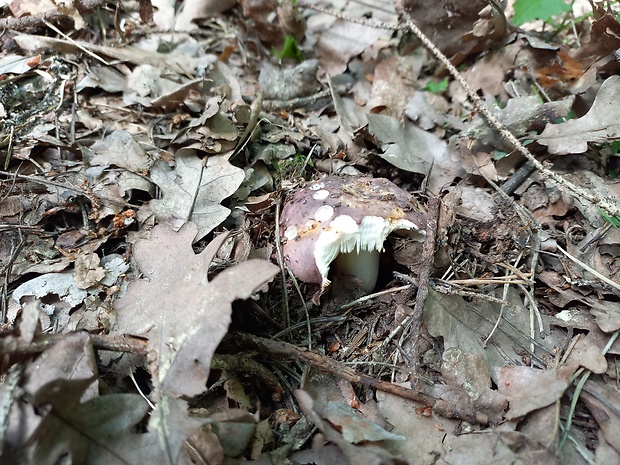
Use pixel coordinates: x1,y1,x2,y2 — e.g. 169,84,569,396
231,331,490,425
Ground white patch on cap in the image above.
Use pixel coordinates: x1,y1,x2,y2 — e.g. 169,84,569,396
309,182,325,191
329,215,359,234
314,205,334,222
284,225,298,240
312,189,329,200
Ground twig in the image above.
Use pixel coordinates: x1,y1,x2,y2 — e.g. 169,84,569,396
402,197,439,390
482,255,520,348
444,276,530,286
0,170,132,209
287,268,313,350
337,284,412,311
263,89,332,111
271,315,348,340
43,19,109,65
556,245,620,292
0,2,110,31
232,331,489,424
0,332,148,357
394,1,620,219
297,1,399,30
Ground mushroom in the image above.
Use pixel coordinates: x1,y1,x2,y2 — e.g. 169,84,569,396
280,175,426,300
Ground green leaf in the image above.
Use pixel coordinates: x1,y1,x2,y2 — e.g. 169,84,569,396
512,0,572,26
423,78,448,94
273,35,303,62
493,150,509,160
599,209,620,228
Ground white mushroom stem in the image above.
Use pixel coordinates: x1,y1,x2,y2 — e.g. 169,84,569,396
332,249,380,294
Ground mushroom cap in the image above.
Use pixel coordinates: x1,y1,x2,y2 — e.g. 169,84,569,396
280,175,427,290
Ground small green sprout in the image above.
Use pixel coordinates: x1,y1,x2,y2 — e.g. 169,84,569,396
599,208,620,228
423,78,449,94
273,35,303,63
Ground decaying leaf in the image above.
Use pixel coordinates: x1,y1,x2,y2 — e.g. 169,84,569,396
295,390,405,465
12,272,89,307
401,0,507,65
87,130,154,173
496,366,573,420
174,0,238,30
464,94,574,151
149,153,245,242
538,75,620,154
582,380,620,453
113,223,278,397
367,114,466,193
317,19,385,75
26,378,150,465
148,395,204,464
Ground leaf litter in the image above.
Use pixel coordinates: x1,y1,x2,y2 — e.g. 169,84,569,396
2,0,620,464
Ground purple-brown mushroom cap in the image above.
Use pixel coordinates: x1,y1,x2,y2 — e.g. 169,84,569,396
280,175,427,295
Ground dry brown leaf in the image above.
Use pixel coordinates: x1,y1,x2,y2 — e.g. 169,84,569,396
582,379,620,455
4,332,97,453
497,366,574,420
401,0,506,65
367,54,424,116
88,130,154,173
175,0,237,30
295,390,405,465
27,378,150,465
572,6,620,73
14,34,215,75
149,152,245,242
113,223,278,397
148,395,204,464
376,388,461,465
538,75,620,154
317,20,385,75
366,113,465,193
240,0,283,48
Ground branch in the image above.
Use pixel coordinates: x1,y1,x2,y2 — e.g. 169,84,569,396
232,331,490,424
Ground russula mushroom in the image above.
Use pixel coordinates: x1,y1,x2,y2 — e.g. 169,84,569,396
280,175,426,299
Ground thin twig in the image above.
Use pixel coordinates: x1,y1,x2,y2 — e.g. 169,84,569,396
232,331,489,424
403,197,439,390
274,197,291,330
43,19,109,65
337,284,412,311
297,1,399,30
0,332,148,356
0,170,132,209
557,245,620,292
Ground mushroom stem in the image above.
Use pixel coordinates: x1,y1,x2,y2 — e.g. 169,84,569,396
332,249,380,294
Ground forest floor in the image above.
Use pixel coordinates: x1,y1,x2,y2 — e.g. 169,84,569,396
2,0,620,464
